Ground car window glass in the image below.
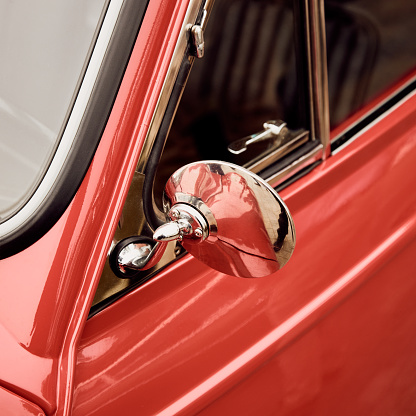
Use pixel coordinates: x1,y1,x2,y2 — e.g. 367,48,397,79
0,0,107,221
155,0,301,200
325,0,416,127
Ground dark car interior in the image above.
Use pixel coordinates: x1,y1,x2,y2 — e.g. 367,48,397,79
155,0,416,199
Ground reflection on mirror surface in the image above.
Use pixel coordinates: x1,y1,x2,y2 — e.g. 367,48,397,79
162,161,295,277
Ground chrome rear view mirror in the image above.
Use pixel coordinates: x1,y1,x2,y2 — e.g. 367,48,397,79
112,161,295,278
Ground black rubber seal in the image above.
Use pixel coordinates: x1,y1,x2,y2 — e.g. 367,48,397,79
0,0,149,259
331,78,416,152
142,3,207,231
143,56,193,231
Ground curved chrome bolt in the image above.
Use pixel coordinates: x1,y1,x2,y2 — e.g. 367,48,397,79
228,120,288,154
116,240,168,274
153,222,182,242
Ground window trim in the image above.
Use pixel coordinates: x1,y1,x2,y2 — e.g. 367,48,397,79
331,74,416,154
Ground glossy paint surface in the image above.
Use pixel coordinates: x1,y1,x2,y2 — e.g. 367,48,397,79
1,0,415,414
72,84,416,416
0,0,190,414
0,386,45,416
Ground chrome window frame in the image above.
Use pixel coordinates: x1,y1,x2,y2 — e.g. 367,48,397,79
137,0,330,189
91,0,331,313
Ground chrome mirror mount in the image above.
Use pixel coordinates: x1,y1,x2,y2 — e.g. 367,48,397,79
112,161,295,278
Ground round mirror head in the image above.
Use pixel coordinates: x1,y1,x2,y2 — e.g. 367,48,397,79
162,161,295,278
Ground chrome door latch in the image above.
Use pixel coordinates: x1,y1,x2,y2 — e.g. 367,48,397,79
188,0,212,58
189,25,204,58
228,120,289,154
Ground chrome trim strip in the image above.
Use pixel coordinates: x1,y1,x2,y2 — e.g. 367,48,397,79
331,74,416,153
0,0,124,238
304,0,330,158
136,0,208,173
267,143,323,187
332,85,416,155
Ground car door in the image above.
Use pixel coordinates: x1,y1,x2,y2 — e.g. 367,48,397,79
1,0,416,415
70,0,416,414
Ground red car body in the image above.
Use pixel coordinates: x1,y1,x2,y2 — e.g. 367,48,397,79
1,0,416,415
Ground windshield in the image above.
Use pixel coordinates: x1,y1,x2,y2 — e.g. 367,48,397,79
0,0,108,221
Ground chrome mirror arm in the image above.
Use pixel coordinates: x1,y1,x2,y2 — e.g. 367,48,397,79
111,161,295,279
112,203,213,276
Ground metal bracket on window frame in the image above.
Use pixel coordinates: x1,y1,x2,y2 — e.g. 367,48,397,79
91,0,213,311
302,0,330,159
